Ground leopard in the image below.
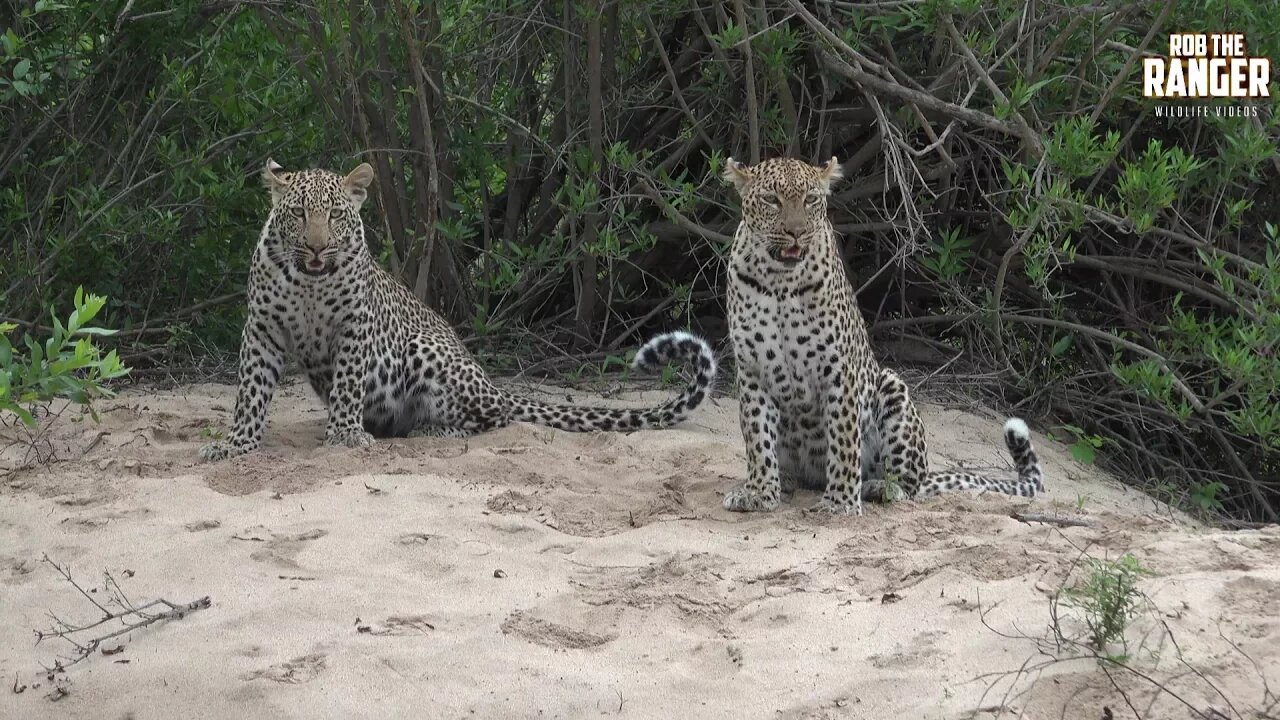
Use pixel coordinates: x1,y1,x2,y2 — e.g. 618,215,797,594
198,159,716,461
719,155,1043,514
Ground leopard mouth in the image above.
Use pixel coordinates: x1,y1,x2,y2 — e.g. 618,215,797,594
297,258,335,276
768,244,807,266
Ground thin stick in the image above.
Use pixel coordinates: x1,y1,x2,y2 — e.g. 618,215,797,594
730,0,760,162
33,557,211,671
1011,512,1091,528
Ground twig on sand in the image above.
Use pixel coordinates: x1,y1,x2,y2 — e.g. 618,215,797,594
33,555,211,672
1011,511,1091,528
1216,518,1278,531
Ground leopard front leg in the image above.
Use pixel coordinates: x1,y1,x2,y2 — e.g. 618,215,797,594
324,320,374,449
724,374,783,512
817,369,865,515
199,317,286,461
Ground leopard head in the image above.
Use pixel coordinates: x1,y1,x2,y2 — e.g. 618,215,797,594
261,159,376,276
723,156,843,269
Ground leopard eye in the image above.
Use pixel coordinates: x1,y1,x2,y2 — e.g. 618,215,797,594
329,208,344,220
805,194,823,207
761,193,780,208
288,206,304,218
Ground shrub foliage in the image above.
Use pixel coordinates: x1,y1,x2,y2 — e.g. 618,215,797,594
1,287,129,427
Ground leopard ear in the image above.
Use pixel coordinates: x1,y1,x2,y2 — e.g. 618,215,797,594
262,158,289,204
343,162,376,206
816,156,843,189
722,157,753,192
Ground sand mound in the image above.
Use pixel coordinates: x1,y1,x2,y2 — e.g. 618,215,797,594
2,378,1276,719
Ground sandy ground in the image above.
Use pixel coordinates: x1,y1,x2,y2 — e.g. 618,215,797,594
1,376,1277,720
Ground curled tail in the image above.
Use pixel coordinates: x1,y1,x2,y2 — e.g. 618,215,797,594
917,418,1045,498
507,331,717,432
1002,418,1044,496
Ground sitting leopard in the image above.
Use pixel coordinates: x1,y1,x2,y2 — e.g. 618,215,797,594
199,160,716,461
719,156,1043,514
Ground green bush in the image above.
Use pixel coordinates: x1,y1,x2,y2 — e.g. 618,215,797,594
1062,554,1152,654
1,288,130,426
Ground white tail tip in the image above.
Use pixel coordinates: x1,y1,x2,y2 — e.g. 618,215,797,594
1004,417,1030,439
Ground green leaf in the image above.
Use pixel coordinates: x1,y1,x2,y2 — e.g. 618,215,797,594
74,326,119,337
1,28,20,56
10,404,36,426
1051,335,1074,357
1070,441,1096,465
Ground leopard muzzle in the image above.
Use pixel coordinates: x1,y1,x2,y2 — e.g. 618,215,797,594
295,250,337,276
767,234,810,267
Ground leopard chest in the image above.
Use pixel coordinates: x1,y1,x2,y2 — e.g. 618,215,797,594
257,269,363,367
729,282,834,411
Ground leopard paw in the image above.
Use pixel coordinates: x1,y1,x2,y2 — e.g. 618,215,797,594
813,494,863,516
326,426,375,449
198,441,247,462
722,485,781,513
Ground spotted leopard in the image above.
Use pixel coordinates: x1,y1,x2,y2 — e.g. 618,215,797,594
720,156,1043,514
199,160,716,461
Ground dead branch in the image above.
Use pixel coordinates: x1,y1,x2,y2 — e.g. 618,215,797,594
32,556,211,672
940,15,1044,158
729,0,760,162
1011,512,1092,528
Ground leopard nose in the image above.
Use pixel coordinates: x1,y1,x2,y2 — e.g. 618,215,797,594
784,220,809,238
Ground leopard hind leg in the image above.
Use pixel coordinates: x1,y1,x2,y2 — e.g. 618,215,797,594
860,367,929,502
399,336,512,438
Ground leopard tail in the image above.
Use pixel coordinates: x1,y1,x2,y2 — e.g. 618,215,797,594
1002,418,1044,496
506,331,716,432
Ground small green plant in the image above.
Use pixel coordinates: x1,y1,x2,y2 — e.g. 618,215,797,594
882,472,903,503
709,20,744,49
600,354,630,376
1114,138,1202,233
919,226,975,282
565,363,588,382
469,303,505,338
1075,493,1090,512
1061,553,1152,653
1048,424,1105,465
658,362,679,386
0,288,129,426
1190,481,1227,515
1045,116,1120,180
199,426,224,441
